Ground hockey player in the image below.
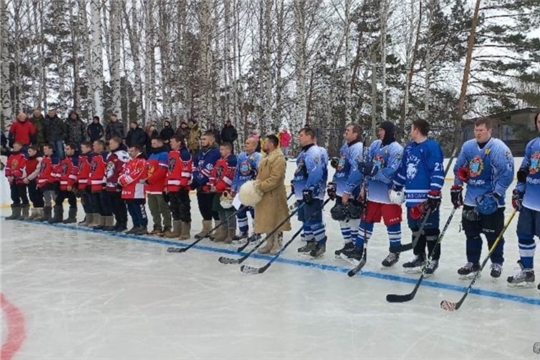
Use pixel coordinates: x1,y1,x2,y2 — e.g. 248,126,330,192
204,142,237,243
192,131,221,239
508,113,540,289
22,145,44,220
5,141,28,220
87,140,108,229
35,144,60,222
49,143,79,224
77,142,95,226
328,123,363,258
344,121,404,267
166,135,193,240
230,137,262,243
145,137,172,236
294,127,329,259
102,137,130,231
452,117,513,279
391,119,444,275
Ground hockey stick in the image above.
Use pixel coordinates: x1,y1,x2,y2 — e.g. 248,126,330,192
167,205,247,253
218,203,305,265
236,192,294,252
440,209,517,311
386,206,457,303
393,208,433,252
240,198,332,274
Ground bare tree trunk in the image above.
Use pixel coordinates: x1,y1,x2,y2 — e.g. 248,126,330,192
144,0,156,124
78,0,93,116
380,0,389,122
343,0,353,124
199,0,212,127
102,0,112,74
70,3,80,110
275,0,285,131
294,0,307,127
124,0,143,121
424,0,435,118
0,0,11,126
370,51,378,140
91,0,104,120
263,0,273,133
110,0,123,119
224,0,232,123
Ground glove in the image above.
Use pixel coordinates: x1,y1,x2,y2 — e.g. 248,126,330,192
290,183,295,196
425,190,441,212
163,192,170,204
512,189,523,211
517,167,528,183
457,167,470,182
116,184,123,190
409,203,426,220
302,188,313,204
327,182,337,200
330,157,339,169
358,161,378,177
450,185,463,208
201,185,211,193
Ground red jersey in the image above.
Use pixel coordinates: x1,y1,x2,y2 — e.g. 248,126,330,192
77,153,94,190
166,148,193,192
118,154,148,199
206,154,237,193
105,149,130,192
89,153,107,192
6,152,26,184
25,156,40,180
58,156,79,191
145,149,169,194
37,156,59,188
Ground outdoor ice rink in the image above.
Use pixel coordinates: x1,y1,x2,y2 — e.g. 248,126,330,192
2,160,540,360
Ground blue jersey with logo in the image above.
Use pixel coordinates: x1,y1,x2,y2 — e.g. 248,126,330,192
515,136,540,211
192,146,221,186
332,141,363,196
393,139,444,208
293,144,328,200
454,138,514,207
231,151,262,192
366,140,403,204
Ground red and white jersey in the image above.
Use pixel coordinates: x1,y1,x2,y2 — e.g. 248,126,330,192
145,149,169,194
118,154,148,199
77,153,94,190
58,156,79,191
105,149,130,192
37,156,59,188
206,154,237,193
166,147,192,192
6,151,26,184
89,153,108,192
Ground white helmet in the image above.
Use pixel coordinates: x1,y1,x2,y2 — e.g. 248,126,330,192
220,191,234,209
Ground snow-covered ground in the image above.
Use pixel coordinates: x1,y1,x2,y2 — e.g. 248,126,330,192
1,158,540,359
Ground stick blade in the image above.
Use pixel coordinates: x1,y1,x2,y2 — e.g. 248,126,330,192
240,265,260,274
394,243,413,252
167,247,186,253
218,256,240,264
347,259,366,277
236,242,249,252
386,293,414,303
440,300,457,311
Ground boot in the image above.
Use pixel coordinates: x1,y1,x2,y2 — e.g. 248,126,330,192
258,235,274,254
102,216,116,231
165,220,182,238
19,204,29,220
63,207,77,224
194,220,213,239
149,226,163,235
133,226,148,236
79,213,93,226
24,207,39,220
114,222,127,232
269,233,284,255
89,214,103,229
224,228,236,244
179,222,191,240
93,215,106,230
213,226,227,242
49,205,64,224
36,206,52,222
29,208,44,221
5,205,21,220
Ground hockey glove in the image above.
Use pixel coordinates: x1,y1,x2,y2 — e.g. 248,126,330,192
425,190,441,212
517,167,528,183
457,167,470,182
302,188,314,204
330,157,339,169
327,182,337,200
290,183,295,197
358,161,378,177
450,185,463,208
512,189,524,211
409,203,426,220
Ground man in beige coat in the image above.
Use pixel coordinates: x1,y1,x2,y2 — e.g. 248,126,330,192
254,134,291,254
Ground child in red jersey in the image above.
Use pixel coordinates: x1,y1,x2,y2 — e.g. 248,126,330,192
5,142,29,220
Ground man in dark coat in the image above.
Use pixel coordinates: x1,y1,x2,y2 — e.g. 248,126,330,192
126,121,147,150
87,116,104,142
29,108,47,148
208,123,221,145
64,110,86,152
105,114,125,141
44,109,66,158
220,119,238,145
159,119,175,145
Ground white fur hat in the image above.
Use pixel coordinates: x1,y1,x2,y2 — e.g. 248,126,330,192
239,180,263,206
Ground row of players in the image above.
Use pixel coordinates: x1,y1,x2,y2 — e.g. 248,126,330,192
290,118,539,289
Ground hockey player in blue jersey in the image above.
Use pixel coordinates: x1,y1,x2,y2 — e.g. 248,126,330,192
508,113,540,289
231,138,262,243
452,118,514,279
328,123,363,258
293,127,329,259
392,119,445,275
344,121,404,267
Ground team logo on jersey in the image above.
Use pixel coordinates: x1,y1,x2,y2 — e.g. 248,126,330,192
530,152,540,174
62,163,69,175
168,158,176,172
106,161,115,178
240,160,252,176
216,165,224,178
336,155,347,171
295,159,305,175
148,164,155,177
11,159,18,169
406,156,420,180
373,154,385,168
90,161,97,173
468,155,484,177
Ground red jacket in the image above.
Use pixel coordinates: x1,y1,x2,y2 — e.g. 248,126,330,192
9,119,36,145
25,156,40,181
166,148,192,192
105,149,130,192
58,156,79,191
118,154,148,199
279,131,291,147
77,153,94,190
89,153,108,192
37,156,59,188
6,152,26,184
145,149,169,194
205,154,237,193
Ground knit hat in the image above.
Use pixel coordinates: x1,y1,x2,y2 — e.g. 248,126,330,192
378,121,396,145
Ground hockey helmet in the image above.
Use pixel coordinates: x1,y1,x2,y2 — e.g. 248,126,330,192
220,191,234,209
475,193,499,215
330,203,349,221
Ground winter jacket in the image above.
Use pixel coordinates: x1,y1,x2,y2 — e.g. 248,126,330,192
160,125,175,142
145,147,169,194
105,120,125,140
64,116,86,144
6,151,27,184
187,123,201,152
105,147,130,192
145,130,158,155
29,115,47,146
166,147,192,192
192,143,220,187
118,153,148,200
209,128,221,145
58,155,79,191
87,122,104,142
37,155,60,188
279,131,291,147
176,126,189,140
43,115,65,142
77,152,94,190
126,127,147,149
89,152,108,192
220,125,238,144
9,118,36,146
204,154,237,193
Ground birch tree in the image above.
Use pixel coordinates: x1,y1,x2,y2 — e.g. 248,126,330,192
124,0,143,121
110,0,123,119
91,0,104,120
0,0,11,127
294,0,307,127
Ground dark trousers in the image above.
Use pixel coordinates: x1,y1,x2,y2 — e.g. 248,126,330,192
169,188,191,222
28,180,44,207
197,190,219,221
80,188,94,213
55,190,77,208
102,191,127,225
10,183,29,205
126,199,148,227
462,205,505,265
90,191,104,215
